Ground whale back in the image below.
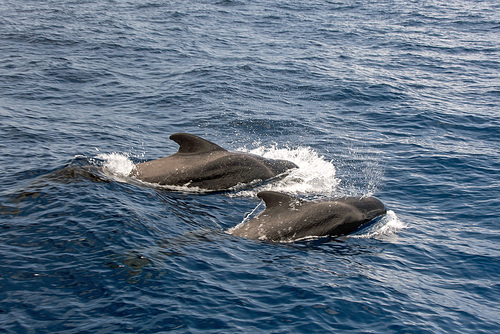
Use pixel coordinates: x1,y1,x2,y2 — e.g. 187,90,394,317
230,191,386,241
132,133,298,190
170,133,227,155
257,191,303,210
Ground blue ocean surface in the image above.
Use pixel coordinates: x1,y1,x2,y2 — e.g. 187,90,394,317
1,0,499,332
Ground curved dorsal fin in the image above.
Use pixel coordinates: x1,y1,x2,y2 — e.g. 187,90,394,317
170,133,227,155
257,191,302,209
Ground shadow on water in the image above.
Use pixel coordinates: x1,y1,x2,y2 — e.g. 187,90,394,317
0,157,108,219
99,212,390,284
5,156,110,202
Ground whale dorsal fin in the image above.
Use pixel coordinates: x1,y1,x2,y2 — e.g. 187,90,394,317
170,133,227,155
257,191,302,209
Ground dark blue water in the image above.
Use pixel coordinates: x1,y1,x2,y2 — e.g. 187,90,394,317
1,0,499,332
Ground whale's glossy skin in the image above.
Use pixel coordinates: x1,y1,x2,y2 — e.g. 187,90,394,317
230,191,386,242
130,133,297,191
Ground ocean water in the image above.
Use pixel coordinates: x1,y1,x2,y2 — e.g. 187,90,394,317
1,0,499,332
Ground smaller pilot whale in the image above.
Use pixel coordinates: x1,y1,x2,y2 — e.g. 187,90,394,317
229,191,386,242
130,133,297,191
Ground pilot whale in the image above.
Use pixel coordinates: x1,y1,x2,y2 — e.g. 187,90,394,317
229,191,386,242
130,133,297,191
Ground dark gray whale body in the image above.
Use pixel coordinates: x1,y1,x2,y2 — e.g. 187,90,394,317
229,191,386,242
131,133,297,191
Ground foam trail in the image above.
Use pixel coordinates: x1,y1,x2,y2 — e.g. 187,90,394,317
350,210,405,240
97,153,135,182
233,145,340,198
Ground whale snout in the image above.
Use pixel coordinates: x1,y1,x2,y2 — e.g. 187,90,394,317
357,197,386,220
268,159,298,174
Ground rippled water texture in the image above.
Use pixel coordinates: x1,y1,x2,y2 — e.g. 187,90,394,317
1,0,499,333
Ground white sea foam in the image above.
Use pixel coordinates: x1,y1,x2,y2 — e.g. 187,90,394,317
97,153,135,181
232,145,340,198
349,210,405,240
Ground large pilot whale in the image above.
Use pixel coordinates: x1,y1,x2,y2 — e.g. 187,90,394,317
229,191,386,242
130,133,297,191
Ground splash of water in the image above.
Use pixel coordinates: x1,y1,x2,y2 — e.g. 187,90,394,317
233,145,340,198
349,210,405,240
97,153,135,181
